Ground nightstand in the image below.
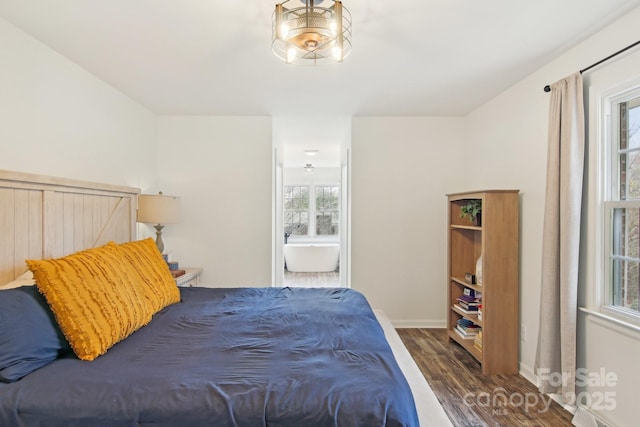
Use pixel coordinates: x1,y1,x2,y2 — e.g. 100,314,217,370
174,267,203,287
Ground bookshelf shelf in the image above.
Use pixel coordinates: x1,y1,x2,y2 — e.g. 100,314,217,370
450,224,482,231
450,276,483,293
446,190,519,375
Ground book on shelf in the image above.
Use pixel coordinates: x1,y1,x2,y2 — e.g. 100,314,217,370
457,294,479,303
455,324,479,337
462,287,482,299
456,323,480,334
474,330,483,351
453,304,479,314
457,318,481,331
456,300,480,311
456,324,480,334
456,287,482,312
454,326,477,340
458,288,482,303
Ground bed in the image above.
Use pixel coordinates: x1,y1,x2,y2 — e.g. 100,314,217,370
0,169,452,426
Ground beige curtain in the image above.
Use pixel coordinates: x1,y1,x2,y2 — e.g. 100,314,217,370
535,72,584,403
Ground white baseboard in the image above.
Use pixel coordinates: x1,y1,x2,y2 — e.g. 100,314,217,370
519,362,537,385
519,363,578,415
572,405,615,427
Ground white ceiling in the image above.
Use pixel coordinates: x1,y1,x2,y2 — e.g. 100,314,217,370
2,0,640,118
284,143,342,169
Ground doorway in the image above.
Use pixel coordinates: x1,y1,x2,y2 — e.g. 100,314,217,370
272,117,351,288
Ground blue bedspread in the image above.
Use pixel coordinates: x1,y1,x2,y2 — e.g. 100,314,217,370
0,287,419,426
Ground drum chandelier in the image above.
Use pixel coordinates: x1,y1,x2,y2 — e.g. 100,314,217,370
272,0,352,64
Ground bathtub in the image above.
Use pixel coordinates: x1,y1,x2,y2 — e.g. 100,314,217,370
284,244,340,273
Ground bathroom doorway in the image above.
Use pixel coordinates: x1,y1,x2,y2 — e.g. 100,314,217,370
283,170,341,287
272,117,351,288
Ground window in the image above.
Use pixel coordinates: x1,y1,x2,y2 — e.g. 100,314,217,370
284,184,340,237
604,91,640,320
284,186,309,235
315,186,339,235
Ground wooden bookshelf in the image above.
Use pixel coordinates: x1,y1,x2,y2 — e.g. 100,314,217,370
446,190,519,374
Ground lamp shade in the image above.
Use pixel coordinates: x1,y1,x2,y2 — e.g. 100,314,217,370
137,194,180,224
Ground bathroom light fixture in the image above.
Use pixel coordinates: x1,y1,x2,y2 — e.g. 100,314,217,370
304,163,315,173
304,149,319,156
272,0,352,65
137,192,180,254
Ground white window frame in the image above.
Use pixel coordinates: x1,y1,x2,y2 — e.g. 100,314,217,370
284,183,340,238
314,185,340,236
600,81,640,325
284,185,310,236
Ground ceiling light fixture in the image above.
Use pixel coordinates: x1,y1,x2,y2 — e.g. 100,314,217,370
272,0,352,65
304,149,319,156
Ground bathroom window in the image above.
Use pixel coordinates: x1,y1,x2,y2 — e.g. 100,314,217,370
603,90,640,321
284,186,309,235
315,186,339,236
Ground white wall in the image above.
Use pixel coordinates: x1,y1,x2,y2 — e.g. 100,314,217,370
0,17,157,189
351,117,466,327
465,6,640,425
156,116,272,287
464,73,548,381
284,167,340,185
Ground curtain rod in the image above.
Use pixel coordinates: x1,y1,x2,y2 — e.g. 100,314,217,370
543,39,640,92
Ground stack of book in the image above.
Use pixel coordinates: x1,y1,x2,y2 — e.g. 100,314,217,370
454,318,481,340
170,269,186,278
474,330,483,351
454,288,482,314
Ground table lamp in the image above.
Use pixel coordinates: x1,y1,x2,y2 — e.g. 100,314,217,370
137,192,180,253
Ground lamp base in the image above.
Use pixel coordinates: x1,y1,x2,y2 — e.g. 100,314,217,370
153,224,165,254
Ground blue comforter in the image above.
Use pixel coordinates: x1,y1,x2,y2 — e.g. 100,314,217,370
0,287,419,426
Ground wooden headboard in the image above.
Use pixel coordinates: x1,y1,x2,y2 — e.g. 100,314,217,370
0,169,140,285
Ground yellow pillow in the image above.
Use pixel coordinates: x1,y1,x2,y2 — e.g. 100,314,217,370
27,243,152,361
115,238,180,312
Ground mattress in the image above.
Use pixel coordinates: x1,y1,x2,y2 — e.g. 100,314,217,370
0,287,419,426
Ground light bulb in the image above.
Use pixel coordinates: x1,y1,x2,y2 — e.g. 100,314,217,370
280,22,289,39
332,46,342,61
287,47,297,63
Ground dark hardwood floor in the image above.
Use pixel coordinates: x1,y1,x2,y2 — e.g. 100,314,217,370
397,328,574,427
